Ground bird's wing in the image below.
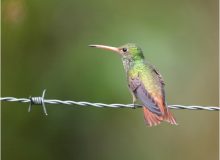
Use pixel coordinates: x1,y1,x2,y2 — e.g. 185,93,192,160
129,75,162,116
149,63,165,86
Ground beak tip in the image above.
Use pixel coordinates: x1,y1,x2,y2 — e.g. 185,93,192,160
88,44,120,54
88,45,96,47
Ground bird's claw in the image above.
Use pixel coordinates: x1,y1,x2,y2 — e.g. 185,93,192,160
132,102,136,109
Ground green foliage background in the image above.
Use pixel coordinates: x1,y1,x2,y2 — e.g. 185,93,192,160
2,0,218,159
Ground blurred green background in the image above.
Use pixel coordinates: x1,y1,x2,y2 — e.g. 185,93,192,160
2,0,218,160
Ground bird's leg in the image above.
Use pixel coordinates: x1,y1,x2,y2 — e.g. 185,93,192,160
132,93,137,109
128,79,138,109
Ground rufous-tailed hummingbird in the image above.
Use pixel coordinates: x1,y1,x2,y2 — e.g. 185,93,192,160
89,43,177,126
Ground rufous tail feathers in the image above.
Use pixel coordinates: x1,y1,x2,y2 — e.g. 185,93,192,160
143,107,177,127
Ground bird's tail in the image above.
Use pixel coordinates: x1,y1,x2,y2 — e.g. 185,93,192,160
143,107,177,127
164,108,178,125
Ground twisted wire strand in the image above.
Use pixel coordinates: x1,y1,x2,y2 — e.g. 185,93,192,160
1,97,219,110
1,89,219,115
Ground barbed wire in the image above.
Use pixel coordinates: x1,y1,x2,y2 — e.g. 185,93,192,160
1,90,219,115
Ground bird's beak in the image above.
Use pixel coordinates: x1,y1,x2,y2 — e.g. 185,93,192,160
89,44,121,55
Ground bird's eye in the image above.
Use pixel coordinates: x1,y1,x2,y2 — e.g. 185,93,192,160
122,48,127,52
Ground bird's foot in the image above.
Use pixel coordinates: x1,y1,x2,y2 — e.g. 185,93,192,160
132,102,136,109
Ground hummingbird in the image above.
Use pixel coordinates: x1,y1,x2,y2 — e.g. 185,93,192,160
89,43,177,126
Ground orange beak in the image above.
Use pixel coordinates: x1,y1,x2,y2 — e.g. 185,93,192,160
89,44,122,55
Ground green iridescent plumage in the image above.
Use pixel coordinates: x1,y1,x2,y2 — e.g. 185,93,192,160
121,43,164,96
89,43,177,126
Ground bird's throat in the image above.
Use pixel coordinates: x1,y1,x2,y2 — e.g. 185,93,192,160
122,58,134,73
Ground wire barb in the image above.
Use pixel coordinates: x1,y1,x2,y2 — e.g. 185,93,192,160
28,89,48,115
1,90,219,113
